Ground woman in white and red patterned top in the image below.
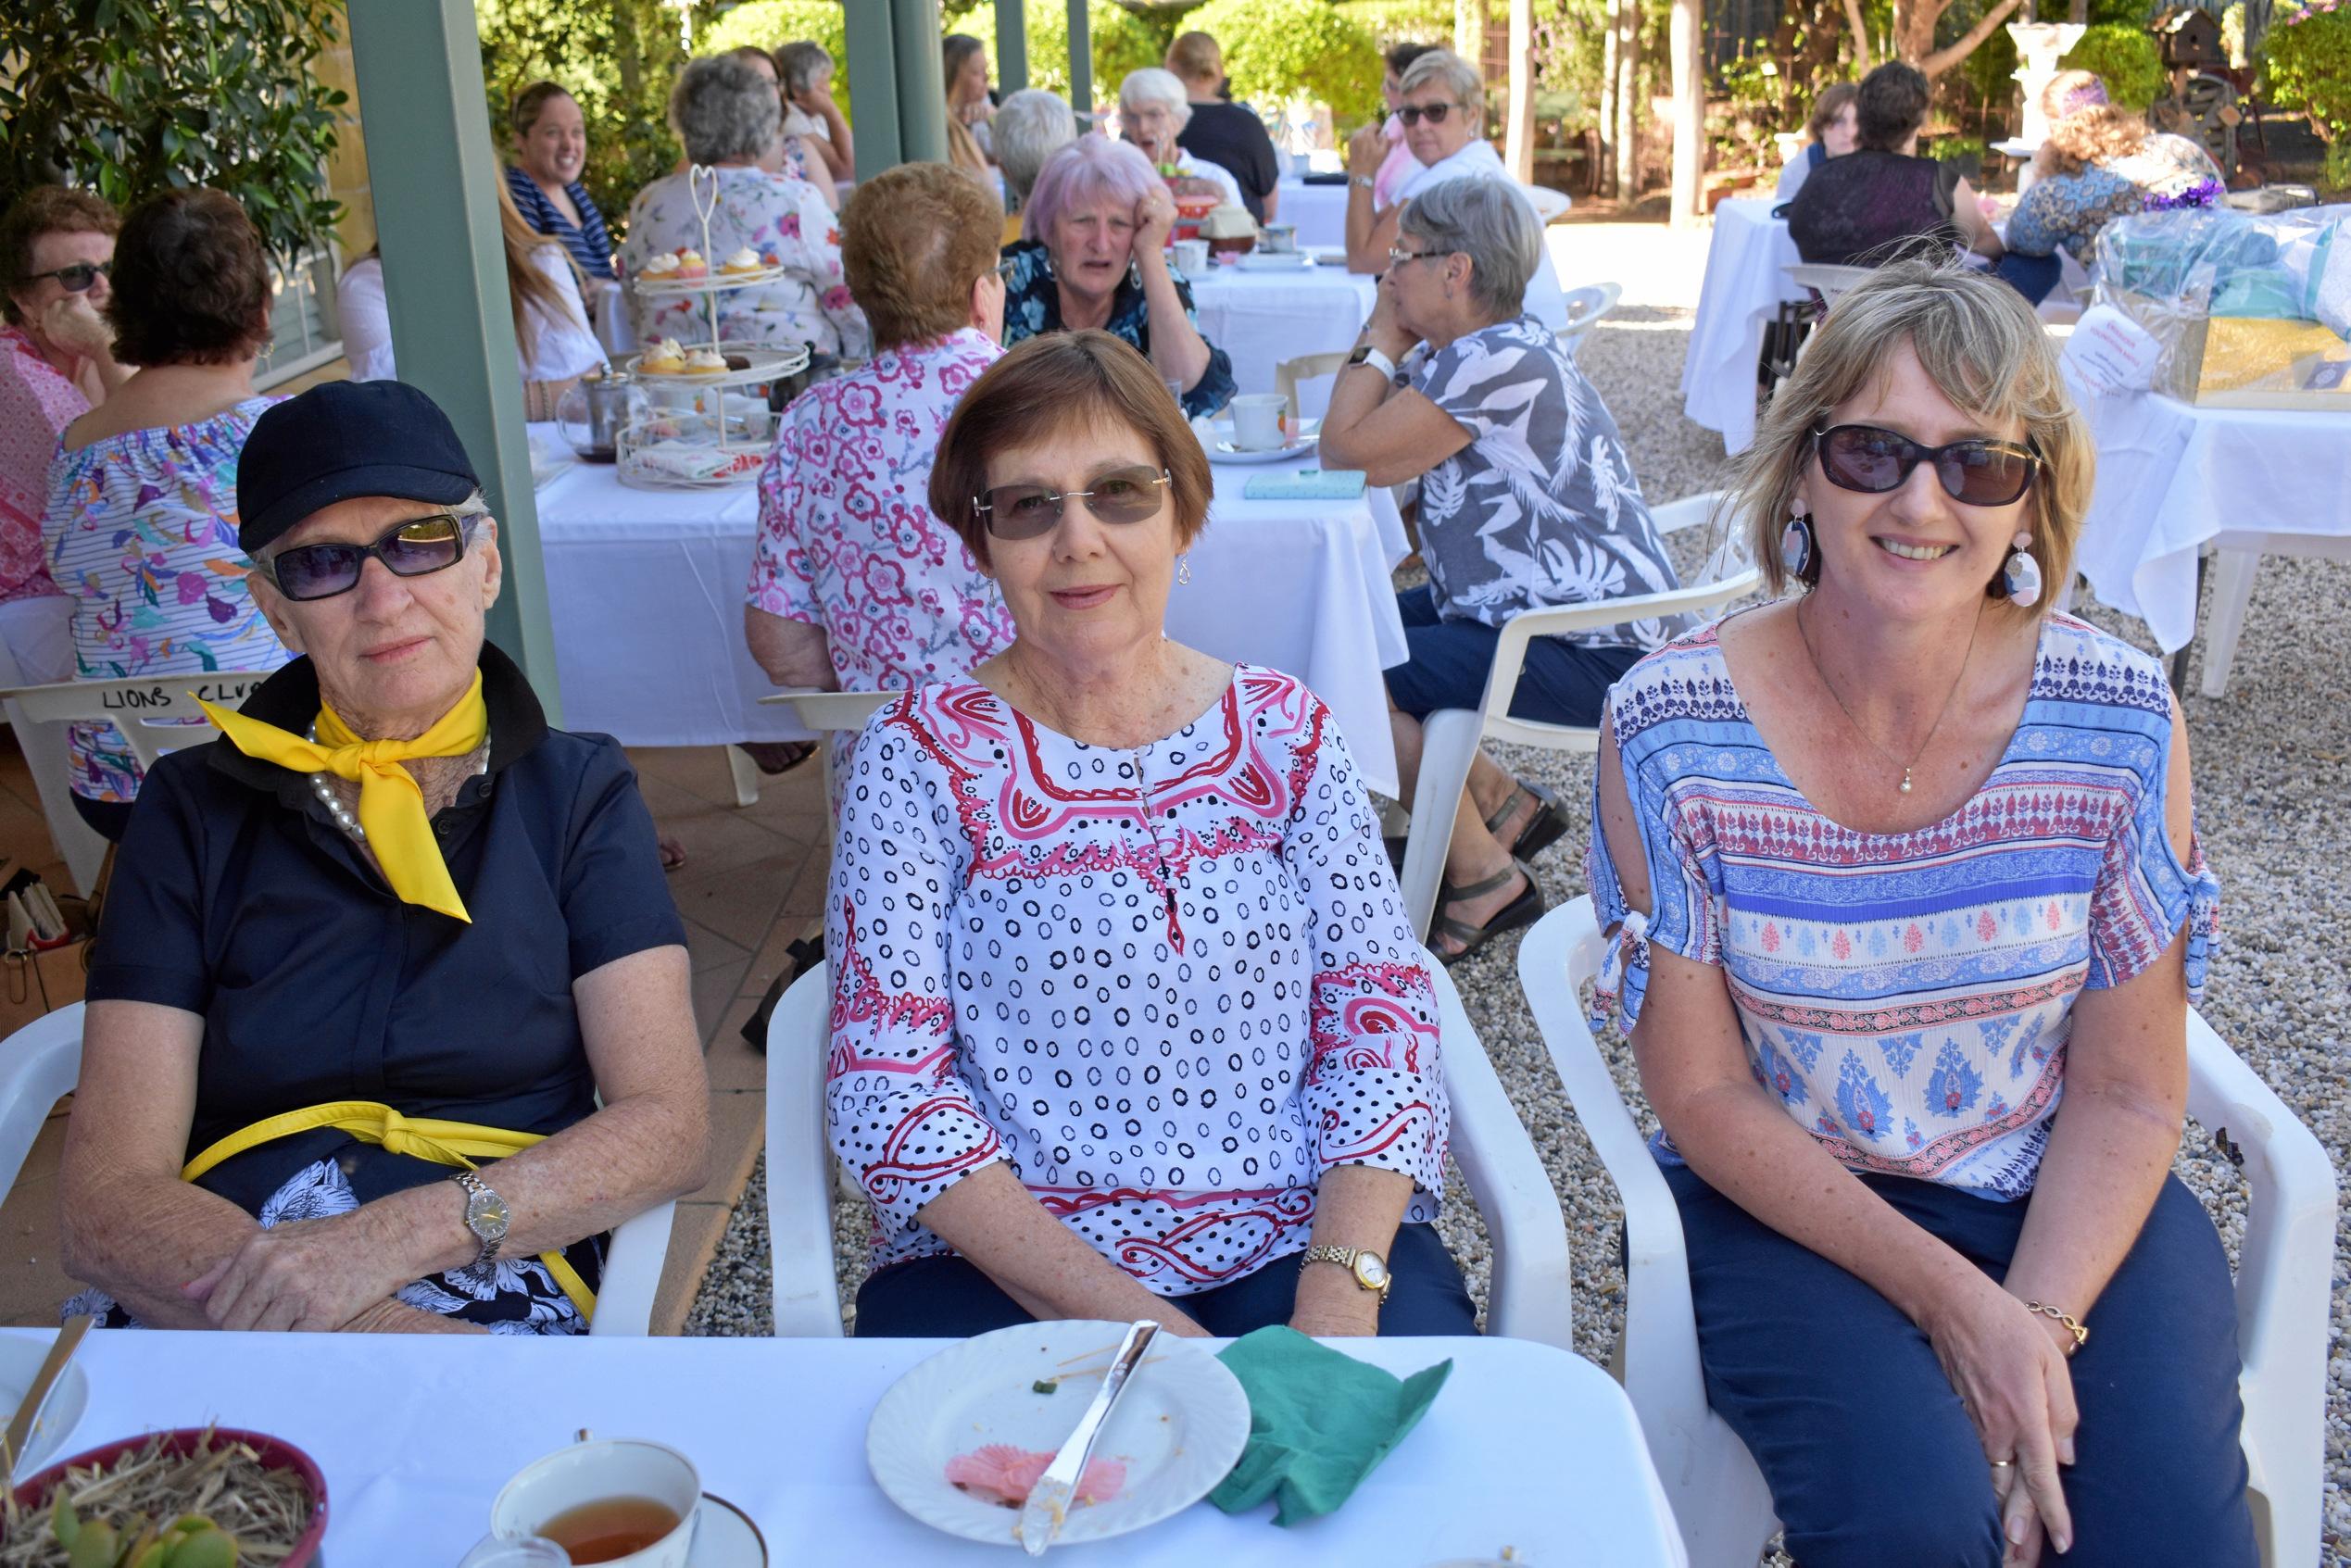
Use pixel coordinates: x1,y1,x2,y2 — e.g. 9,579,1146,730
825,330,1473,1339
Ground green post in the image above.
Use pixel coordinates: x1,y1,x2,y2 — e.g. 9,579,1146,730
845,3,902,180
1066,0,1093,121
343,0,561,721
994,0,1028,93
889,0,949,165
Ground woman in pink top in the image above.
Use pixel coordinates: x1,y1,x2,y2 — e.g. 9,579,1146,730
1372,43,1438,210
0,186,128,685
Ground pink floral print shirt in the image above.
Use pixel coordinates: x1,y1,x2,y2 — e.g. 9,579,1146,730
618,166,871,357
0,324,82,603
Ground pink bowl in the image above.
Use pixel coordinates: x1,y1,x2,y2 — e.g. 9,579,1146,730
11,1426,330,1565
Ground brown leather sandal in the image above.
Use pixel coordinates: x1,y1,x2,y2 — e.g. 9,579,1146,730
1431,857,1545,967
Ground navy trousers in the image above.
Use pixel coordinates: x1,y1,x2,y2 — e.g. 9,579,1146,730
1384,585,1642,725
1994,249,2067,307
1666,1164,2256,1568
852,1220,1478,1339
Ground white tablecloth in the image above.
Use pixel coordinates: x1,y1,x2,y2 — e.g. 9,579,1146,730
530,428,1410,795
1189,264,1380,418
1679,197,1802,456
12,1329,1685,1567
1274,175,1352,251
2066,374,2351,652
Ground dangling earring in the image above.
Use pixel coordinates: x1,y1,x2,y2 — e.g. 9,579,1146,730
2002,530,2043,607
1779,508,1815,582
1177,554,1192,586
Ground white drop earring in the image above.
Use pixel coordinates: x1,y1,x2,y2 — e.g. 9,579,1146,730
2002,530,2043,607
1177,554,1192,586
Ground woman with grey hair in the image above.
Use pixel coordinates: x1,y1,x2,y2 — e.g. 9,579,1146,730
994,89,1077,209
1319,179,1687,961
619,53,869,355
774,40,854,182
1116,68,1243,208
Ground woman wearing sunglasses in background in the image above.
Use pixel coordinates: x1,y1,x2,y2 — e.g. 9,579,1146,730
60,379,709,1336
1586,263,2252,1568
43,187,291,840
823,331,1475,1339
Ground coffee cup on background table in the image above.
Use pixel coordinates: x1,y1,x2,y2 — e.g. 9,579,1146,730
1172,238,1211,275
492,1438,703,1568
1228,393,1289,451
1260,223,1297,255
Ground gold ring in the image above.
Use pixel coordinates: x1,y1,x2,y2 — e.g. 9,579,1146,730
1988,1459,2015,1469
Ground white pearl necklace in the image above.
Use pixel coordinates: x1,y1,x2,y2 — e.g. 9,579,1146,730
305,725,489,845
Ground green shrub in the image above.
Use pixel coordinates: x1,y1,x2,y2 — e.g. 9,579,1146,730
1182,0,1384,115
2058,23,2166,110
2262,2,2351,145
479,0,688,232
1334,0,1457,48
943,1,1173,105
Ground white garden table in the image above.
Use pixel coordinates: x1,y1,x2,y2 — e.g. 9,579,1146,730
1678,197,1802,457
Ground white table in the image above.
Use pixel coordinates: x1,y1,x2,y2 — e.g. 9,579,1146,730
1274,175,1352,251
1189,263,1380,418
10,1328,1686,1566
530,430,1411,795
2065,373,2351,690
1679,197,1803,456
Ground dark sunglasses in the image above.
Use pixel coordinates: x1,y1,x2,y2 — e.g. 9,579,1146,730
27,260,110,294
1397,102,1465,127
267,514,472,601
974,466,1170,541
1814,423,2042,508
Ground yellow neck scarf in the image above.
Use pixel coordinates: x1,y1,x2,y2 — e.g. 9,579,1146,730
200,671,488,922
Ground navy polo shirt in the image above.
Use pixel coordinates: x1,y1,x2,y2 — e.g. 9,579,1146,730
504,164,615,279
87,643,685,1227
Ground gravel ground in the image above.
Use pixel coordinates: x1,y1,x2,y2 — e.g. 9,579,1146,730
685,226,2349,1563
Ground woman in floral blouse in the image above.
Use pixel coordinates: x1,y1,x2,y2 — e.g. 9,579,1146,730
619,53,869,357
999,137,1235,420
827,331,1470,1338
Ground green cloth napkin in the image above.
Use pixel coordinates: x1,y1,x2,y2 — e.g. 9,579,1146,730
1241,468,1368,501
1207,1325,1453,1525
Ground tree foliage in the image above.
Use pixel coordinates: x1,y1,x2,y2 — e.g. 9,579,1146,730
2059,22,2166,109
942,1,1172,102
2261,0,2351,147
0,0,346,262
1182,0,1386,110
477,0,691,228
703,1,849,79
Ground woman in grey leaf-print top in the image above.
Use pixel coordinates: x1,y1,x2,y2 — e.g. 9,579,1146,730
1320,177,1688,963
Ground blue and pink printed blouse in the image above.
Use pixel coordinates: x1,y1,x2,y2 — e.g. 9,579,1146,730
1587,612,2218,1201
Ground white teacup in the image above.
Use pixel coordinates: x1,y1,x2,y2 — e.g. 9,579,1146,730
1228,393,1289,451
1260,222,1297,254
1171,238,1211,275
492,1438,702,1568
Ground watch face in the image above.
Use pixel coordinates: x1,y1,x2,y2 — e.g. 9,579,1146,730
467,1188,512,1239
1355,1254,1389,1288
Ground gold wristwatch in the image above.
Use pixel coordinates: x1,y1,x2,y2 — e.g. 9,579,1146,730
1300,1243,1391,1303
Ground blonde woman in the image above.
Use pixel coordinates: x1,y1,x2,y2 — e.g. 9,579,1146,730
1588,262,2252,1567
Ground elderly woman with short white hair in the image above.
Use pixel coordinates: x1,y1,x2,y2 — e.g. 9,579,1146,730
993,87,1079,241
1116,67,1243,208
59,380,710,1336
619,52,869,355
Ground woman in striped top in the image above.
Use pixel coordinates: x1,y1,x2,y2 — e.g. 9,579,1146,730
1586,263,2252,1568
505,82,615,280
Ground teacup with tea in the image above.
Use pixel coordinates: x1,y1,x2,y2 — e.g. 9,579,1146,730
492,1438,702,1568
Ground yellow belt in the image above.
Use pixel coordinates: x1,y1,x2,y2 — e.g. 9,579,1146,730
182,1101,597,1323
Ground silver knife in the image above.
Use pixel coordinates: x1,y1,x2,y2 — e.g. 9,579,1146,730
1018,1319,1160,1554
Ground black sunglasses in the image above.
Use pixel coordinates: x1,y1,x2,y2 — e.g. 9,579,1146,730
1397,102,1466,127
267,514,473,601
1814,423,2042,508
974,466,1170,541
27,260,110,294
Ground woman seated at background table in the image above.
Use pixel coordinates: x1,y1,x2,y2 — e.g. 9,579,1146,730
704,44,836,212
1117,67,1245,210
1319,180,1687,963
1985,70,2225,306
1774,82,1861,205
619,53,869,357
746,163,1014,733
1000,137,1235,420
992,87,1080,245
1165,31,1282,223
944,33,998,158
774,40,855,187
1588,261,2253,1568
60,379,710,1336
826,330,1473,1340
1787,61,1997,270
43,187,290,842
503,81,615,281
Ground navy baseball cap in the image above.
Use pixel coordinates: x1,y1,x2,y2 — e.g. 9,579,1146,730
236,380,482,555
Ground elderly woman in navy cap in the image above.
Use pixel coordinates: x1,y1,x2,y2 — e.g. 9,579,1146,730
57,380,710,1335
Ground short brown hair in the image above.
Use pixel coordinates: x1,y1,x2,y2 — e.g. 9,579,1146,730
841,163,999,350
0,186,120,325
929,331,1213,571
1855,60,1930,152
1807,82,1861,143
510,80,576,140
1165,31,1222,82
106,188,272,369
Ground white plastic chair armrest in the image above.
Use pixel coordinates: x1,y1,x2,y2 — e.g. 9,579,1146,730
1427,960,1572,1349
0,1004,84,1202
591,1199,674,1336
1477,569,1763,734
767,966,847,1336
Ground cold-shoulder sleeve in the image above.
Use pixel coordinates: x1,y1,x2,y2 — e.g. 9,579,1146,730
823,696,1003,1224
2083,717,2219,1001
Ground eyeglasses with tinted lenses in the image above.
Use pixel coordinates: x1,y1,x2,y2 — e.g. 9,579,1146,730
974,467,1171,540
268,515,471,601
1814,424,2042,508
29,261,110,294
1396,102,1465,126
1386,245,1449,266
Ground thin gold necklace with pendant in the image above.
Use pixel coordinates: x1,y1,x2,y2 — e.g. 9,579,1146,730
1794,597,1981,797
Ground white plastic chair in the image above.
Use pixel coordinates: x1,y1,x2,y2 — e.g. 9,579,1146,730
1274,350,1352,418
1519,897,2338,1568
1395,492,1760,942
768,946,1575,1346
0,672,280,897
1556,282,1624,358
1782,261,1876,306
757,689,899,826
1518,182,1573,226
0,1004,675,1336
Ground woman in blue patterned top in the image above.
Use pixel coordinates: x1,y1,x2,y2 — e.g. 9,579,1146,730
1587,262,2252,1567
505,82,615,280
998,136,1234,420
1996,71,2224,291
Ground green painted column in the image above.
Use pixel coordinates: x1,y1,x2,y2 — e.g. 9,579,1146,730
1066,0,1093,121
994,0,1028,93
845,3,902,180
344,0,561,721
889,0,949,166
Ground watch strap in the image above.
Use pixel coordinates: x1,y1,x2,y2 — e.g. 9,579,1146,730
1347,344,1398,383
449,1170,506,1270
1300,1243,1392,1302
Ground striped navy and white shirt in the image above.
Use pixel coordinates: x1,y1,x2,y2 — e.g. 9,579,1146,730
504,164,614,279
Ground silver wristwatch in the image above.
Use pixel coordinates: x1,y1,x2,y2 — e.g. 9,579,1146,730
449,1170,511,1271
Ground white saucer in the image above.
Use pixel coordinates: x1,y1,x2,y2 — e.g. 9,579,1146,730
691,1494,766,1566
1201,415,1320,464
1236,250,1314,271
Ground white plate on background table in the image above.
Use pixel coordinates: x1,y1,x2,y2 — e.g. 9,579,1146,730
1201,416,1320,464
867,1319,1250,1549
0,1332,88,1478
1234,250,1315,271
